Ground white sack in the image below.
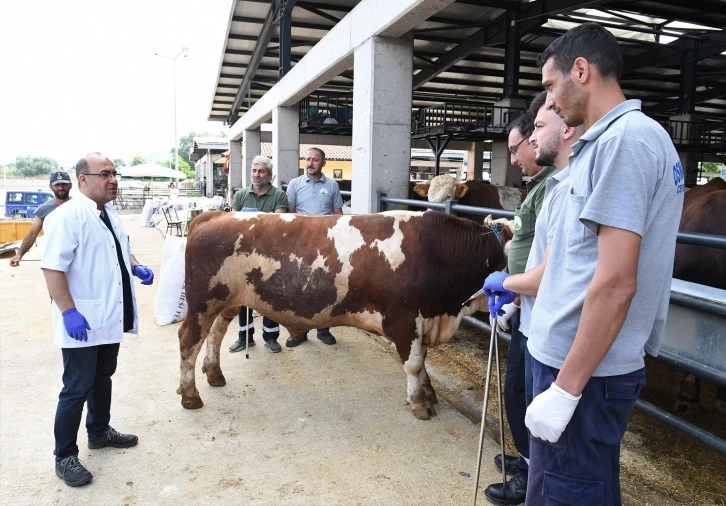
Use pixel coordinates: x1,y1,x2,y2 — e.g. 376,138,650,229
153,235,187,326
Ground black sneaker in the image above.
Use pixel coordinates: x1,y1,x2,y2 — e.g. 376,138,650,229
55,455,93,487
230,338,255,352
286,333,308,348
88,426,138,449
265,340,282,353
317,329,337,345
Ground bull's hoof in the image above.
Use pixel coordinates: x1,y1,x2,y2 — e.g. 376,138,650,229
425,390,439,405
202,364,226,387
674,399,700,416
412,403,436,420
181,396,204,409
205,372,226,387
713,399,726,415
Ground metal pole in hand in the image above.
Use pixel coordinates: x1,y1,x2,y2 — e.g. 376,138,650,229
472,321,501,505
245,308,250,360
494,323,507,486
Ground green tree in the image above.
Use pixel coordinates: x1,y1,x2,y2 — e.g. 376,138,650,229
113,158,126,168
700,162,722,173
131,155,146,166
177,130,227,167
160,156,194,179
14,156,59,177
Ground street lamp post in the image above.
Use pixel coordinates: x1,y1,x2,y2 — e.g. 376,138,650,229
152,47,188,179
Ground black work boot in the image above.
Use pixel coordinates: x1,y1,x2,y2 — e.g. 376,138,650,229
494,453,525,475
230,337,255,352
316,328,337,345
55,455,93,487
484,470,527,505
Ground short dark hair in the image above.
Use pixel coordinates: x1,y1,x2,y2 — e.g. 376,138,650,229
74,152,104,178
528,91,548,117
307,147,326,160
507,112,534,139
536,22,623,81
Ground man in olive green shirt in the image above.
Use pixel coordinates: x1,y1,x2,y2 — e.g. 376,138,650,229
483,110,556,505
229,156,288,353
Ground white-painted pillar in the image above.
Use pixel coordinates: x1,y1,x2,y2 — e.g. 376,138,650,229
466,141,484,180
352,35,413,214
229,138,243,198
272,106,300,188
242,129,261,188
205,149,214,197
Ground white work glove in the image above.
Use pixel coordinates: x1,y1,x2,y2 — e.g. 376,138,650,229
495,302,518,332
525,383,581,443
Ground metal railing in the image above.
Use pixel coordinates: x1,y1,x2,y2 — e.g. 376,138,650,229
375,191,726,455
411,102,526,137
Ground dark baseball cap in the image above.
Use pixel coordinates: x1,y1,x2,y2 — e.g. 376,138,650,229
50,171,71,185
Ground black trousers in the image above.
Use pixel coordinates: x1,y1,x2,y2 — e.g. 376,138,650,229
504,310,529,462
54,343,120,460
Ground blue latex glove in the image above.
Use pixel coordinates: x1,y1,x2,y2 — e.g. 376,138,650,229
241,207,259,212
483,271,516,316
132,264,155,285
62,308,90,342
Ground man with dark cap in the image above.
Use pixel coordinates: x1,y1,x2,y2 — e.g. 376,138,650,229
10,170,73,266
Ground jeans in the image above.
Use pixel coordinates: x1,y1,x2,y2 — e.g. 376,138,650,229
504,310,529,464
526,358,645,506
54,344,120,460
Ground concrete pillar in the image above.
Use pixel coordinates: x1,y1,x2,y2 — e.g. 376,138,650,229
272,106,300,187
205,150,214,197
229,138,243,198
491,98,527,187
466,141,484,180
669,113,699,186
242,129,261,188
352,35,413,213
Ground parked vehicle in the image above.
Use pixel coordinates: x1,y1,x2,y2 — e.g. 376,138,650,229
4,190,53,219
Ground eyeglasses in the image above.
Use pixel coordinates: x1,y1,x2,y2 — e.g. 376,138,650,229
509,136,529,157
83,171,119,179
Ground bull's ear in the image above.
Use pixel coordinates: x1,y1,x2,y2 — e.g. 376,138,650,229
455,183,469,199
413,183,430,197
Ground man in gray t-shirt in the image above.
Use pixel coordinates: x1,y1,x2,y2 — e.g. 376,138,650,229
10,170,72,267
484,23,683,504
285,147,343,348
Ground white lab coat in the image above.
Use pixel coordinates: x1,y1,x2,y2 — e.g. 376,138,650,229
41,193,139,348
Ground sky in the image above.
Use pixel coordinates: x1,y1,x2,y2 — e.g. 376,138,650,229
0,0,233,168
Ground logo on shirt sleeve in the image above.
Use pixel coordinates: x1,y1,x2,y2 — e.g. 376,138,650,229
672,161,685,194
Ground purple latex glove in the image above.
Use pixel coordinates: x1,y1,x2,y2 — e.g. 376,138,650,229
483,271,516,316
62,308,90,342
132,265,154,285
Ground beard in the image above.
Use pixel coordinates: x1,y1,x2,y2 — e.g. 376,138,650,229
52,187,70,200
535,139,560,167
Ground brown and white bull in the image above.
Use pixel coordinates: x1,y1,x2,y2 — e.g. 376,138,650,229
177,210,505,419
672,180,726,415
412,174,527,223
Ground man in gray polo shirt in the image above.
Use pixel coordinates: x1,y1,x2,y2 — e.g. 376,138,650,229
485,22,682,504
10,170,73,266
285,147,343,347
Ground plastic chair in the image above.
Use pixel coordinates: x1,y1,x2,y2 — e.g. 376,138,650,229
162,206,184,236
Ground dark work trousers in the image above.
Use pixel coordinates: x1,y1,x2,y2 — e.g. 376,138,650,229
526,358,645,506
238,306,280,341
54,343,120,460
504,310,529,466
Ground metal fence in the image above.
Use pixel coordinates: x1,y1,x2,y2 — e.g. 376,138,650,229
375,191,726,455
